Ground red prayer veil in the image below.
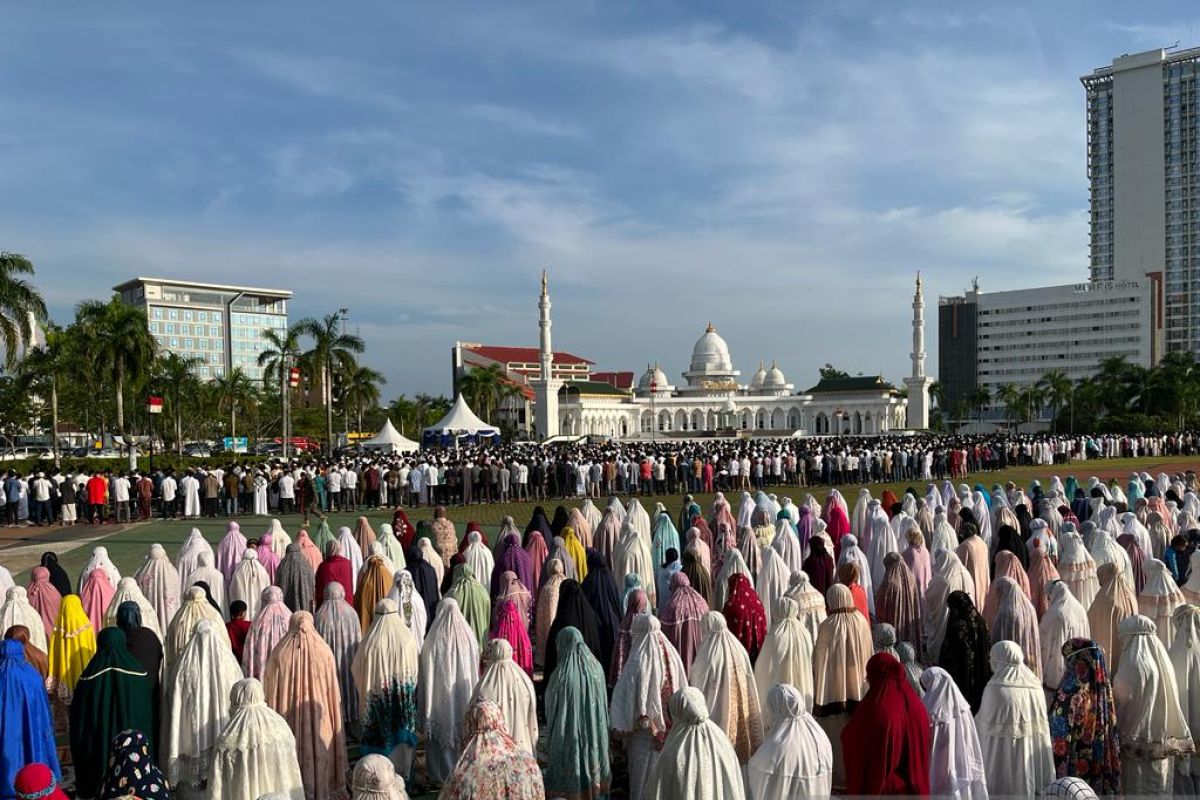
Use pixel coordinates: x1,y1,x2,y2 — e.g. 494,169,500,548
721,572,767,663
842,652,932,796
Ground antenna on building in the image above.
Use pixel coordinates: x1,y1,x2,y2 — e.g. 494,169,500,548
1167,40,1181,51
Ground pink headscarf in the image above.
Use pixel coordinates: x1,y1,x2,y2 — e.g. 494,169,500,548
79,568,115,634
25,566,61,640
489,599,533,676
257,533,282,583
523,532,548,590
611,588,648,681
242,586,293,679
296,529,324,573
216,521,248,585
660,572,710,674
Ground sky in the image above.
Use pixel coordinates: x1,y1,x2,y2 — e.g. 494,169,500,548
2,1,1197,398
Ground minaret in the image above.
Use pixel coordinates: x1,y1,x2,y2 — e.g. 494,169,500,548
904,272,933,429
533,270,562,440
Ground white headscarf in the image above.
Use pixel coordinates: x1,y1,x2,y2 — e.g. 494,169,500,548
1113,614,1194,759
643,687,746,800
463,531,495,587
0,586,46,651
229,549,271,621
867,502,900,589
1057,530,1099,610
266,518,291,557
387,571,427,649
351,598,419,712
165,586,232,679
418,597,480,774
919,666,988,799
1139,558,1185,649
837,534,875,616
1038,581,1091,691
177,528,214,592
689,610,764,763
163,617,244,788
338,526,365,591
313,582,361,729
975,640,1054,797
752,597,814,721
923,549,975,661
209,677,306,800
784,571,826,646
351,754,410,800
614,519,657,610
189,550,227,619
754,548,791,629
770,519,805,576
133,543,182,634
416,538,443,590
78,545,120,592
625,498,652,543
812,584,871,710
1090,527,1134,589
1169,604,1200,780
103,576,163,641
746,683,832,800
471,638,539,756
611,613,687,738
713,549,751,611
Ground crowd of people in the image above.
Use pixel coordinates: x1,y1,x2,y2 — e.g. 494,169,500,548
7,431,1198,527
2,463,1200,798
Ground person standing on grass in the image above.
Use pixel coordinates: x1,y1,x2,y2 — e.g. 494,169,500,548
86,470,107,524
113,470,131,523
160,469,177,519
136,472,153,520
30,472,52,526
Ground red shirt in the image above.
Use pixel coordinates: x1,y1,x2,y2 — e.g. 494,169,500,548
848,583,870,622
226,618,252,663
86,476,108,505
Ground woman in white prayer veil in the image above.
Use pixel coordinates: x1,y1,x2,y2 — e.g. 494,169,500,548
626,498,652,543
581,497,603,532
418,597,479,785
386,571,427,648
607,495,628,524
134,543,182,634
923,549,975,661
813,584,871,788
1139,558,1185,648
771,518,805,576
919,666,988,800
209,677,306,800
929,511,958,554
351,754,410,800
784,571,826,645
313,582,361,731
713,548,751,616
754,548,791,628
746,683,832,800
975,640,1054,798
610,614,688,800
352,598,420,777
375,524,406,571
1170,604,1200,795
836,534,874,616
416,539,443,589
1057,528,1099,610
462,531,494,588
866,503,899,589
593,509,622,568
165,586,232,678
265,518,291,558
103,577,163,641
177,528,214,592
1182,550,1200,605
689,610,764,764
472,638,538,756
971,490,993,546
0,586,44,650
1122,512,1154,559
614,518,657,610
1039,581,1091,694
229,549,271,621
189,550,227,618
1113,614,1195,794
339,526,365,591
78,545,120,592
643,687,746,800
737,491,756,530
1089,527,1134,593
164,618,244,792
851,488,872,540
753,597,814,721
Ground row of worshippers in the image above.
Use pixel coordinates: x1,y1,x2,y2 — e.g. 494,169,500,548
3,471,1199,798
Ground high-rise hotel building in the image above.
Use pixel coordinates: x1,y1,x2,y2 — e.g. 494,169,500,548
114,277,291,381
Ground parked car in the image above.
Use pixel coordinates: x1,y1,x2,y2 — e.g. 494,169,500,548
182,443,212,458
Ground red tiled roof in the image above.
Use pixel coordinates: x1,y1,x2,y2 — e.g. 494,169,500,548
467,345,593,366
590,371,635,390
498,373,536,401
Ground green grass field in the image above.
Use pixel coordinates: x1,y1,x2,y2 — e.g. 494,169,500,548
3,455,1189,585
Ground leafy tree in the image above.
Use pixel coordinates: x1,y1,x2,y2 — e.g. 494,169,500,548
458,364,506,421
152,352,204,454
966,385,991,425
819,364,850,380
994,384,1023,429
211,367,255,438
1037,369,1072,433
344,363,386,433
296,313,364,453
74,295,157,445
0,252,48,368
18,324,71,463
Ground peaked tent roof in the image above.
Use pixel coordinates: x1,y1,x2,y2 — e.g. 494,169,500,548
360,418,420,453
423,394,501,435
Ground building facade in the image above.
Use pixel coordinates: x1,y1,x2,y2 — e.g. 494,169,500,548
114,277,291,381
1083,46,1200,356
937,278,1161,418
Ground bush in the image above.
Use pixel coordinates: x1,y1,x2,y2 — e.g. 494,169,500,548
1,453,273,475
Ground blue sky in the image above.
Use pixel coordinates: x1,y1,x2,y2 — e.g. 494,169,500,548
3,1,1195,397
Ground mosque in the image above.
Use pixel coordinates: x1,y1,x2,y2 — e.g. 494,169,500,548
528,273,929,440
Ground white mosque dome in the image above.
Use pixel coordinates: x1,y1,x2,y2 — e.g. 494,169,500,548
638,363,670,392
763,360,787,390
750,362,767,390
689,323,734,375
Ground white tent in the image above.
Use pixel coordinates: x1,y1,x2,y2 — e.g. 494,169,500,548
422,394,501,446
360,418,420,454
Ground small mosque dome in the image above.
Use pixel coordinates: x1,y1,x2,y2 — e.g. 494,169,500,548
764,360,787,390
750,362,767,390
689,323,734,375
638,363,669,392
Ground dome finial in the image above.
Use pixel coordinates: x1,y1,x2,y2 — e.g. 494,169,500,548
705,322,715,333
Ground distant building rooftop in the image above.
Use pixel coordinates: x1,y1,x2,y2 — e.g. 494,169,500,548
465,345,593,366
559,380,630,398
590,371,635,390
804,376,897,394
112,276,292,299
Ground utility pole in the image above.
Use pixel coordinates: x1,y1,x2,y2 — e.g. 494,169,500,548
338,307,350,446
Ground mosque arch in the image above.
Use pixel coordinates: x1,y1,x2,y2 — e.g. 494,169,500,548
675,409,689,431
770,407,786,430
853,411,862,434
658,410,672,432
787,407,802,430
814,412,828,435
691,409,704,431
640,410,654,433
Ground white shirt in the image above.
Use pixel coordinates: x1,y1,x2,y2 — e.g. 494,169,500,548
31,478,51,502
114,477,131,502
278,474,295,499
162,476,177,501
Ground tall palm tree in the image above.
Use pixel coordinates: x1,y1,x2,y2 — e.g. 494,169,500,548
257,324,304,451
966,385,991,425
928,380,945,411
296,313,364,453
344,364,386,433
994,383,1023,429
1095,355,1131,415
1037,369,1072,433
75,296,156,444
212,367,254,438
18,324,71,464
153,352,204,454
0,252,48,368
458,363,505,421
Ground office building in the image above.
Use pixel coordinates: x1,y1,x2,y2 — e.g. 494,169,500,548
1083,46,1200,355
114,277,291,381
938,277,1161,419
